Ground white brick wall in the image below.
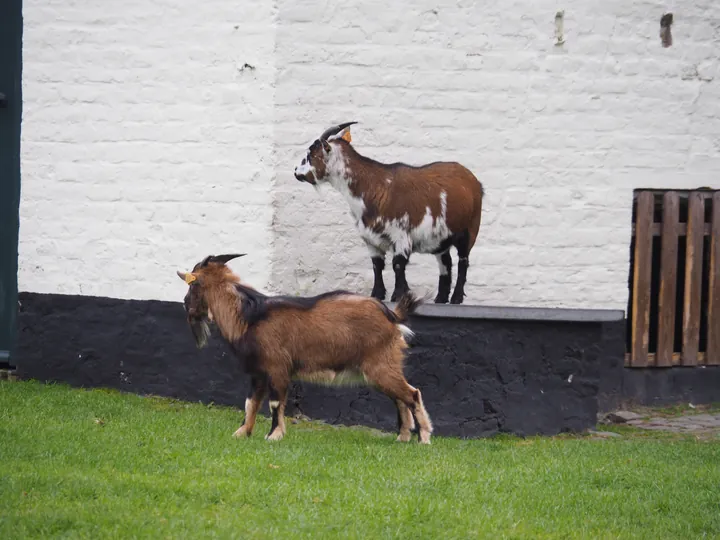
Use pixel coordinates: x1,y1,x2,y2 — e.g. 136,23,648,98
271,0,720,311
19,0,720,311
19,0,277,301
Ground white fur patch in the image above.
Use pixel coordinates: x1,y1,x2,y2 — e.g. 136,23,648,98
436,254,449,276
410,199,451,254
269,400,280,410
398,324,415,340
324,149,452,256
326,151,366,220
365,243,385,258
294,157,316,179
334,370,369,386
293,369,368,387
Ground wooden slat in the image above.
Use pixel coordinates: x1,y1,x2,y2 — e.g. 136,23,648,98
706,192,720,365
625,352,705,366
681,192,705,366
656,192,679,367
634,223,711,236
630,191,654,367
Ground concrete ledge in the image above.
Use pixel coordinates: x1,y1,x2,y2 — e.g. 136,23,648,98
386,302,625,323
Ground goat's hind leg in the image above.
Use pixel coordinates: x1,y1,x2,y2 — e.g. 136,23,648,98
450,230,471,305
367,367,432,444
234,375,268,438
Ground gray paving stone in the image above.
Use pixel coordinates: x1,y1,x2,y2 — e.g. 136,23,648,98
604,411,644,423
601,409,720,434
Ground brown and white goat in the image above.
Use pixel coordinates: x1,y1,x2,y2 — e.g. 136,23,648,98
176,253,433,443
293,122,484,304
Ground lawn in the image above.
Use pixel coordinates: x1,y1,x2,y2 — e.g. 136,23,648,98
1,381,719,539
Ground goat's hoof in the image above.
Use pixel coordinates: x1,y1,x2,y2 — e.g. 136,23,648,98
396,433,412,443
265,430,285,442
418,430,432,444
434,294,449,304
233,426,251,438
449,295,464,305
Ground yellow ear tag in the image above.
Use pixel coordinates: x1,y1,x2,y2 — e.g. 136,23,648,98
341,130,352,143
185,273,197,285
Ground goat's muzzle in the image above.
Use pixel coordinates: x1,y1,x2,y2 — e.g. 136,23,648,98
294,171,316,185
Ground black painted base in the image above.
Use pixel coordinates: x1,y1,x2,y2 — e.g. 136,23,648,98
599,366,720,411
14,292,629,438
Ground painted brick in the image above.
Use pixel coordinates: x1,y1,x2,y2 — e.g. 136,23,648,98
269,0,720,311
19,0,277,302
18,0,720,313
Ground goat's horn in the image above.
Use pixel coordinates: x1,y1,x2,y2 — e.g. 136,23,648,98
208,253,246,265
320,121,358,141
197,255,213,269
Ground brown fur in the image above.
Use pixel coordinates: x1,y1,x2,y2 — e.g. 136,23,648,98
338,141,484,252
177,257,433,444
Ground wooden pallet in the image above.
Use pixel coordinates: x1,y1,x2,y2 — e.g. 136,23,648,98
627,189,720,367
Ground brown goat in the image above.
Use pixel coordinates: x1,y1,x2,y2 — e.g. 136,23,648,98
176,253,433,443
293,122,484,304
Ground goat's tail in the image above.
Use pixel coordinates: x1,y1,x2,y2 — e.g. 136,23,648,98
376,292,422,342
374,292,422,342
392,292,422,322
392,293,422,342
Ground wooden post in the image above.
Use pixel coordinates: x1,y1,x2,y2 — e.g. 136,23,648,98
682,192,705,366
631,191,654,367
656,192,679,367
707,192,720,366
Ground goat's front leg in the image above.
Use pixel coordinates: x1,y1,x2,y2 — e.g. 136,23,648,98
390,242,412,302
234,375,267,438
434,251,452,304
266,380,289,442
395,399,415,442
366,244,387,300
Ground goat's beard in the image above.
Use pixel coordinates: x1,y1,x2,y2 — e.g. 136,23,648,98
189,317,211,349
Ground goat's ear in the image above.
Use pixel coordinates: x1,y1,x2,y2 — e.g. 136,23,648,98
328,127,352,143
177,271,198,285
209,253,246,265
321,139,331,153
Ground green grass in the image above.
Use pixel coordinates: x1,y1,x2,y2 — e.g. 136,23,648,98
1,381,719,539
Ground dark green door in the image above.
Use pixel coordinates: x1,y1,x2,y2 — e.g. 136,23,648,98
0,0,22,364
